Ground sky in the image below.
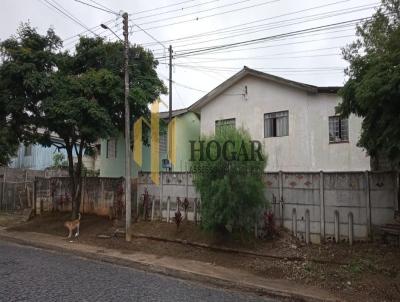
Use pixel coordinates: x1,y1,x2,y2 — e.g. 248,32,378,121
0,0,380,111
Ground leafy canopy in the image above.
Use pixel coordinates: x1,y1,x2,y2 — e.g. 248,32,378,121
0,23,166,216
337,0,400,167
191,127,268,234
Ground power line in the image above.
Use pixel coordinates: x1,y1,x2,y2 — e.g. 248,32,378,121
87,0,117,13
40,0,99,36
74,0,119,15
132,22,168,50
132,0,280,32
152,3,377,51
132,0,220,22
142,0,351,47
134,0,264,26
130,0,198,16
162,16,371,59
177,53,341,64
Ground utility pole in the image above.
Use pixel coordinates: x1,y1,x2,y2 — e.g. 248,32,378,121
123,12,131,242
168,45,173,122
168,45,173,171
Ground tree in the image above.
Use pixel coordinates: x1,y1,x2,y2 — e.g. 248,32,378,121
0,24,166,218
191,127,268,235
0,24,60,165
337,0,400,169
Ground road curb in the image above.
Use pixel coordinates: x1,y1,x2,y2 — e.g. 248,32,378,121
0,232,339,302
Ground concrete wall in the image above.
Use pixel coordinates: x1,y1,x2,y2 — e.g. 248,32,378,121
199,75,370,171
137,171,399,243
34,177,124,216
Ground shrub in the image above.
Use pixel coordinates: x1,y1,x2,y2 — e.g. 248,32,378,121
191,127,268,234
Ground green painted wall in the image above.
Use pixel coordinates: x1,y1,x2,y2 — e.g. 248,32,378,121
98,134,151,177
98,111,200,177
173,112,200,171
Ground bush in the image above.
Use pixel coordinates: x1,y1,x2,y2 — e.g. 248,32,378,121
191,127,268,234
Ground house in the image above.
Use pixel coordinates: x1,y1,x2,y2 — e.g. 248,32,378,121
10,135,98,172
98,108,200,177
189,66,370,171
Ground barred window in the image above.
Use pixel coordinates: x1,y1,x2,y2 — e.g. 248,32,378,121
106,138,117,159
264,111,289,137
329,116,349,143
159,131,168,154
215,118,235,134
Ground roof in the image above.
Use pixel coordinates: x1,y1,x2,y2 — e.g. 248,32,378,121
158,108,188,120
189,66,341,111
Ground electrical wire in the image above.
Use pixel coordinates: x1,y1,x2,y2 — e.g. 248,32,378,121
41,0,99,36
131,0,280,31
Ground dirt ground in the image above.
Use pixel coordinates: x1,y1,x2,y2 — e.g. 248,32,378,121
8,212,400,302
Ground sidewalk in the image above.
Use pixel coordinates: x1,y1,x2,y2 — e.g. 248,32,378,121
0,228,339,302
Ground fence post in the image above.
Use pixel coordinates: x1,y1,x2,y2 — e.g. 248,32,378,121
305,209,310,244
395,171,399,212
1,167,7,209
365,171,371,238
292,208,297,237
167,196,170,223
319,170,325,242
33,178,37,215
159,172,163,220
348,212,354,246
334,210,340,243
151,195,155,221
278,170,283,227
194,198,197,224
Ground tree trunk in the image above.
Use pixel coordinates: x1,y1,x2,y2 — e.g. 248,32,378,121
65,141,84,220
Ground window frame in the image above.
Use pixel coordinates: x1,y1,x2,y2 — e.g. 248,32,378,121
215,118,236,134
329,115,349,144
106,138,117,159
264,110,289,138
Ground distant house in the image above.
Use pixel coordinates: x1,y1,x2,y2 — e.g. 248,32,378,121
10,135,98,172
10,136,71,170
189,66,370,171
98,109,200,177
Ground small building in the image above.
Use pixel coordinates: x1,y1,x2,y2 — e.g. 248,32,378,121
189,66,370,171
98,109,200,177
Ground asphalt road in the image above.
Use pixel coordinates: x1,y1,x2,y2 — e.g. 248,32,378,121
0,241,275,302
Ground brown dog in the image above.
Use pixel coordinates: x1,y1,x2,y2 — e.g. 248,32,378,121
64,213,81,238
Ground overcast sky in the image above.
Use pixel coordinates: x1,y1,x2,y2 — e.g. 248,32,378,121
0,0,379,110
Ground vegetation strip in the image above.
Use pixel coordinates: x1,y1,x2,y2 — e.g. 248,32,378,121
132,233,349,265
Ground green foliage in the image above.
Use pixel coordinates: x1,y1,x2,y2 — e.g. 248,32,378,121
191,127,268,234
0,23,166,217
52,153,67,168
337,0,400,167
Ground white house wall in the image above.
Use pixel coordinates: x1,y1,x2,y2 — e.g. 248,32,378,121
200,75,370,171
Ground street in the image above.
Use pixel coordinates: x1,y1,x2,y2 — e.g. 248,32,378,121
0,241,274,302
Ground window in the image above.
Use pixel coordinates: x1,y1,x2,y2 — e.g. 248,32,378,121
264,111,289,137
106,138,117,159
215,118,235,134
159,131,168,154
24,145,32,156
329,116,349,143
